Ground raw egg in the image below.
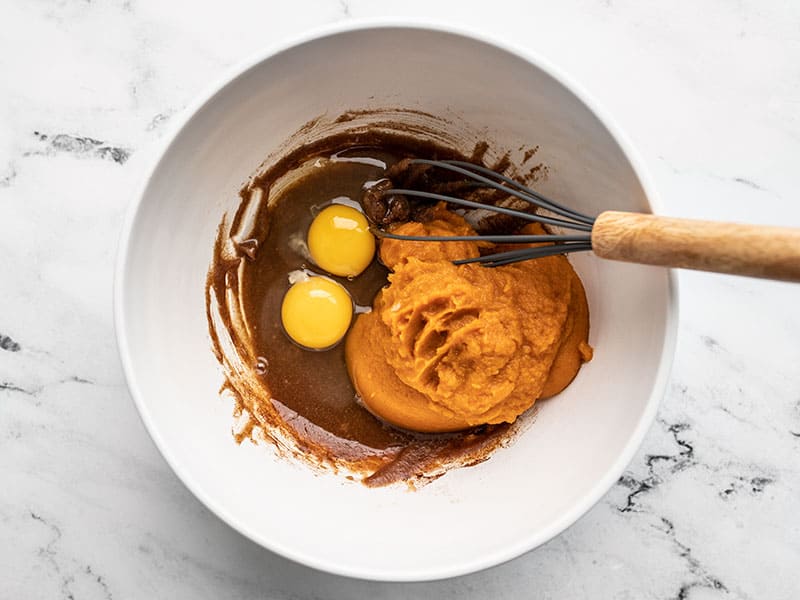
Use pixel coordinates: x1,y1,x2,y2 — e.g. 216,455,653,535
308,204,375,277
281,275,353,350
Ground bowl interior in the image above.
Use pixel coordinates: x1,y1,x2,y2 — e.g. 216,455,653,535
117,26,674,581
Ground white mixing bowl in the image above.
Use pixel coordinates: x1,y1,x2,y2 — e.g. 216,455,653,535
115,22,677,581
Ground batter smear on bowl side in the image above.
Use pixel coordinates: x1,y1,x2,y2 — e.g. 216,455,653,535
206,119,592,488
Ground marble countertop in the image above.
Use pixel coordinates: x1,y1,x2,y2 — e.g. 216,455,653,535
2,1,799,598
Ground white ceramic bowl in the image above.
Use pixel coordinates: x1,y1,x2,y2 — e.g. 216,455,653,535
115,22,677,581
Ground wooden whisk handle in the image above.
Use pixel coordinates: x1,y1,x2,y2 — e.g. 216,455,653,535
591,211,800,282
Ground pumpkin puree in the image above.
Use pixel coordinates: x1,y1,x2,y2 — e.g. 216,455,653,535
346,204,593,433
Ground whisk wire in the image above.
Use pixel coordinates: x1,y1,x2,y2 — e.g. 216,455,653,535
453,243,593,267
408,158,595,226
375,159,599,267
381,188,593,232
375,230,592,244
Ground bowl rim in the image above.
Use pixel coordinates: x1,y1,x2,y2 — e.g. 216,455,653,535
114,18,679,582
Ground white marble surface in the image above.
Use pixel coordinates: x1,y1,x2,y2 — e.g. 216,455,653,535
2,1,799,597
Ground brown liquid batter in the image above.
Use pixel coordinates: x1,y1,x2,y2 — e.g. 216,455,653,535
207,132,561,487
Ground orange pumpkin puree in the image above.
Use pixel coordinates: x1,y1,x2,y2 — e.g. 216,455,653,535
346,204,593,433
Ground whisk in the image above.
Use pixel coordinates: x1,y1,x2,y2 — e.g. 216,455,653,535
373,159,800,282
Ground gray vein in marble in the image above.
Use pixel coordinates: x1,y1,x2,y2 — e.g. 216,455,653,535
40,0,133,24
146,111,174,132
0,163,17,187
732,177,766,192
29,510,73,600
792,400,800,438
29,511,114,600
82,565,114,600
338,0,352,18
136,531,264,595
696,331,746,374
0,382,39,396
0,334,21,352
616,419,695,513
715,403,751,426
719,475,774,500
657,517,729,600
701,335,720,352
29,511,63,574
1,375,93,401
26,131,131,165
695,334,800,440
129,65,156,109
657,155,776,197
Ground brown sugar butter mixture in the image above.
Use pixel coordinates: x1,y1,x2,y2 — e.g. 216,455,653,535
207,130,592,487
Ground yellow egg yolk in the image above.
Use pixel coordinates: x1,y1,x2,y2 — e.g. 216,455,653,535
281,276,353,350
307,204,375,277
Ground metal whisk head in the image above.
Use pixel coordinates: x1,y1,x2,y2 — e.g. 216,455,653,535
372,159,596,267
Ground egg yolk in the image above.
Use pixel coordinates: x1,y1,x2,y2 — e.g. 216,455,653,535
281,276,353,350
308,204,375,277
